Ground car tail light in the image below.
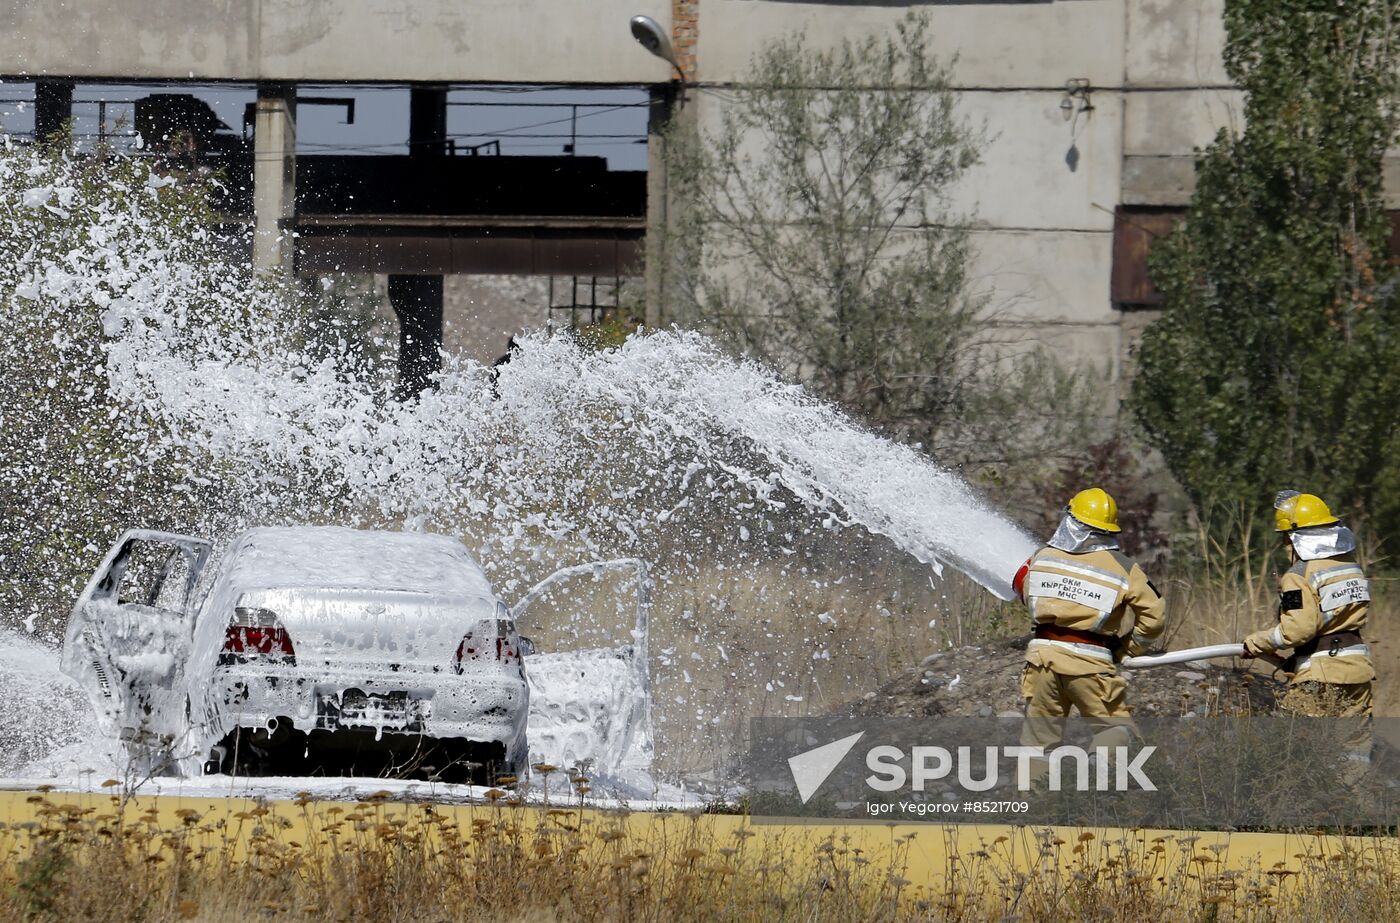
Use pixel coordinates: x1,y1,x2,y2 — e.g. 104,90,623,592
220,606,296,666
454,605,522,674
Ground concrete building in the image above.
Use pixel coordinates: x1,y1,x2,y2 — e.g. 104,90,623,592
683,0,1242,395
0,0,1252,395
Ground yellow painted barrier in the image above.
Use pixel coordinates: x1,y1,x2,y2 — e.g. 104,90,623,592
4,787,1400,920
0,788,1388,883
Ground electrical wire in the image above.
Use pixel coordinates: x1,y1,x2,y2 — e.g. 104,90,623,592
447,103,637,137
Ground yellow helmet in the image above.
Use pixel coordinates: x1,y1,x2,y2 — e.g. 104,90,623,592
1273,491,1339,532
1067,487,1121,533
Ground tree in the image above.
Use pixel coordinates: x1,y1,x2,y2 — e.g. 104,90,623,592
1130,0,1400,549
664,12,1091,474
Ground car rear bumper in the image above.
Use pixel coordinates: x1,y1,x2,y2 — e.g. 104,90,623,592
207,663,529,747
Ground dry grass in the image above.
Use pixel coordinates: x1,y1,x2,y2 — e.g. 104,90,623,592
2,790,1399,923
517,545,990,783
522,528,1399,786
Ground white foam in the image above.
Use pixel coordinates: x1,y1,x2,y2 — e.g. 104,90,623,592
0,632,103,776
0,142,1036,788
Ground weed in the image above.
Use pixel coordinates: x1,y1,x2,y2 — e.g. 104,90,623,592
2,793,1398,922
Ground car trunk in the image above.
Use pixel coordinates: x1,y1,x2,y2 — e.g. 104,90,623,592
225,586,503,673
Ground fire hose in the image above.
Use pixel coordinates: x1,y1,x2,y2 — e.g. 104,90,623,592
1121,643,1287,671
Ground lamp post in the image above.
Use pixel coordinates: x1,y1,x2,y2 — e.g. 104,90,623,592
630,14,688,330
629,15,686,90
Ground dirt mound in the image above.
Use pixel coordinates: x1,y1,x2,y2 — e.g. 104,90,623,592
840,634,1287,719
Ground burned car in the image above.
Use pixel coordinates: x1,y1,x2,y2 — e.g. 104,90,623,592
61,527,652,783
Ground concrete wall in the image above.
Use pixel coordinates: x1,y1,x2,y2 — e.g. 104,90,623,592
1123,0,1239,205
679,0,1239,387
698,0,1128,89
0,0,673,83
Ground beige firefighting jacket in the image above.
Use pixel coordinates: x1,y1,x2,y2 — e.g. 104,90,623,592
1021,546,1166,676
1244,555,1374,685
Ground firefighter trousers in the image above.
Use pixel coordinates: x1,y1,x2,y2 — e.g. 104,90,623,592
1280,680,1373,781
1018,663,1137,781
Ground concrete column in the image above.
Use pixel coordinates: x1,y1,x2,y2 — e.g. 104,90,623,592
34,79,74,141
252,82,296,275
643,86,679,328
409,84,449,156
388,275,444,398
388,85,449,398
643,3,698,327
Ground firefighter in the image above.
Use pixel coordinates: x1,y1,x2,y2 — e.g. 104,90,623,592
1241,491,1374,769
1013,488,1166,771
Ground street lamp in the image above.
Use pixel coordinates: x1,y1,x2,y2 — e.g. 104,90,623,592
629,15,686,83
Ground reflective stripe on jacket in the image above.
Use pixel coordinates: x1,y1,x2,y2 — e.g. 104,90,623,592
1021,546,1166,676
1245,556,1374,685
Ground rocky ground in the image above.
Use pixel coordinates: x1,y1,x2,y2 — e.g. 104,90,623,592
840,634,1288,719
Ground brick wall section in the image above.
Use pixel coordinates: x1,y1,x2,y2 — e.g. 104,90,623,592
672,0,698,80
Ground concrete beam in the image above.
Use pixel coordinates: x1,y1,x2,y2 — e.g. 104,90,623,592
0,0,672,85
297,229,643,276
252,82,296,276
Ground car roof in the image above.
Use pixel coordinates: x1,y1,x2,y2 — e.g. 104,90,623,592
222,527,494,597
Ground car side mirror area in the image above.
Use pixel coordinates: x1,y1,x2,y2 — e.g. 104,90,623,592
518,636,536,657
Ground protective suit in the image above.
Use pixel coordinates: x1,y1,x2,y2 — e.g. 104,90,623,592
1243,492,1373,766
1014,489,1166,769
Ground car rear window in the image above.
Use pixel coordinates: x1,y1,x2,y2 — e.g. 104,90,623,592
223,527,492,596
